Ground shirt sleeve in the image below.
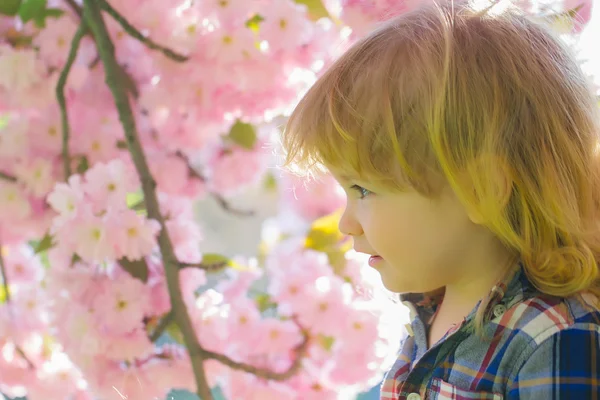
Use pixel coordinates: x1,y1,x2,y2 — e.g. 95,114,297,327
507,327,600,399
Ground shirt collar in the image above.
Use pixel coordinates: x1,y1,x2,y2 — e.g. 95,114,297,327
399,261,532,325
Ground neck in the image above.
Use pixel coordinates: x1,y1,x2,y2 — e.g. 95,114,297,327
436,253,517,325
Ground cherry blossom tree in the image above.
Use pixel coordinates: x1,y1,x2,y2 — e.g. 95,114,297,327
0,0,595,399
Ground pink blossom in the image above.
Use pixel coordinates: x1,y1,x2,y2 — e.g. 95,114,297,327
224,369,298,400
148,153,192,195
2,245,44,284
14,158,56,197
0,114,29,160
207,145,269,197
70,211,115,262
203,25,260,64
252,318,304,355
0,45,44,92
83,159,139,212
109,209,160,261
0,182,31,222
92,276,150,335
165,218,203,263
260,0,314,52
47,175,85,220
280,172,346,220
293,276,351,337
32,16,79,68
93,364,165,400
179,267,207,307
101,328,155,361
564,0,594,33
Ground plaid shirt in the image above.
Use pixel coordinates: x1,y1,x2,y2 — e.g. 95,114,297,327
381,264,600,400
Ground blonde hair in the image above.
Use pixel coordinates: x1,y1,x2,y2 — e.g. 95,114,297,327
282,1,600,334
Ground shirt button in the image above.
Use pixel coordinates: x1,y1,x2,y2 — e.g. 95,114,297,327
407,393,421,400
492,304,507,318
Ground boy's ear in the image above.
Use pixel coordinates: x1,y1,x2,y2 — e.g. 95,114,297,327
464,154,513,225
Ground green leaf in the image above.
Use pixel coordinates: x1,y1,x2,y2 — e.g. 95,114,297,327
0,0,21,16
255,293,277,313
126,191,144,207
294,0,330,21
119,258,149,283
0,284,8,304
18,0,46,23
43,7,64,19
227,121,257,150
166,321,185,345
0,114,9,129
317,334,335,351
76,156,89,174
245,14,264,33
200,253,249,271
263,172,278,191
34,233,55,254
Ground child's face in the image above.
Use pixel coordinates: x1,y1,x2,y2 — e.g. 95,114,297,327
332,172,492,294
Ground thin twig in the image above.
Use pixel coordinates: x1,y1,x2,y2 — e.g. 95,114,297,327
180,261,228,272
212,194,255,217
201,330,310,381
149,310,174,342
98,0,189,62
175,152,255,217
0,243,35,369
81,1,213,399
65,0,83,18
57,22,87,180
0,172,17,182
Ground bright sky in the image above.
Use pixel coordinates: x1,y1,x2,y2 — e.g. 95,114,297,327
579,3,600,89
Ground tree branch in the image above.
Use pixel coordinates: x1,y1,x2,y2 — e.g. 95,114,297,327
64,0,83,18
175,152,255,217
57,22,87,180
0,172,17,182
98,0,189,62
149,310,174,342
201,330,310,381
81,1,213,399
180,261,228,273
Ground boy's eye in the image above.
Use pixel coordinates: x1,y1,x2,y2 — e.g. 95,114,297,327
350,184,372,199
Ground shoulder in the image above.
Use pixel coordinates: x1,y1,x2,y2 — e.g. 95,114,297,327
496,292,600,397
497,291,599,343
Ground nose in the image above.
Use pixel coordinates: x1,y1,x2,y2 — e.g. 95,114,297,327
338,204,363,236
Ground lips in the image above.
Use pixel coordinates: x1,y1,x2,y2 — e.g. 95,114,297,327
368,255,383,267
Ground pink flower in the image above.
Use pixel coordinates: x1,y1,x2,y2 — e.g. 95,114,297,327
32,16,79,68
0,45,44,92
165,218,203,263
280,172,346,221
109,209,160,261
293,276,351,337
71,211,115,262
92,276,150,335
83,159,139,212
260,0,313,52
2,245,43,284
14,157,56,197
252,318,304,355
207,145,269,197
179,267,207,307
101,328,155,361
47,175,85,219
0,113,29,160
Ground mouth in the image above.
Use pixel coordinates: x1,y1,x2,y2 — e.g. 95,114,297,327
368,255,383,267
